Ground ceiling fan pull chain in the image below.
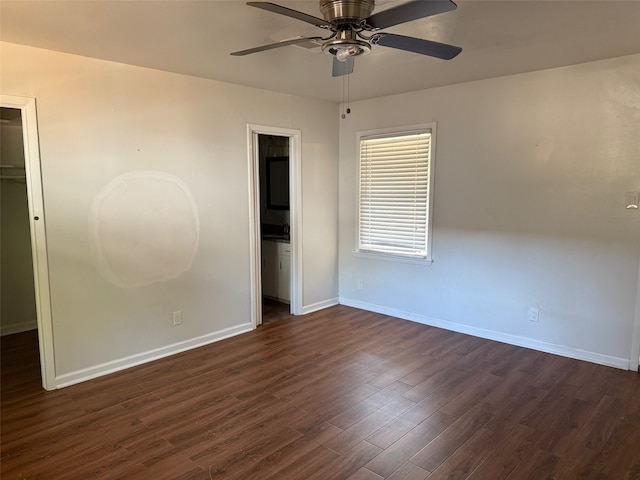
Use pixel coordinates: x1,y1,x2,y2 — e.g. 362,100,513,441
341,73,351,119
347,73,351,115
341,72,347,119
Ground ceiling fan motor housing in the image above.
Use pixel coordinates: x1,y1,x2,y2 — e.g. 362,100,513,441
320,0,375,24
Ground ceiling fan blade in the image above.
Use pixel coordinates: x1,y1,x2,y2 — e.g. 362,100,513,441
372,33,461,60
365,0,457,30
247,2,333,29
332,57,355,77
231,36,322,56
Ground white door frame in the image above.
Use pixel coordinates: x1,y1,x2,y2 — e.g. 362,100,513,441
1,94,56,390
247,124,302,326
630,258,640,371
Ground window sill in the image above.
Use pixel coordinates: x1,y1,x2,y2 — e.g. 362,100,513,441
352,250,434,265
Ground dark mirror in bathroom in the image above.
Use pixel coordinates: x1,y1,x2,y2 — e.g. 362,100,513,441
266,156,289,210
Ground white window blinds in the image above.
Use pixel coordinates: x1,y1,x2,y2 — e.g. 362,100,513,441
358,130,432,257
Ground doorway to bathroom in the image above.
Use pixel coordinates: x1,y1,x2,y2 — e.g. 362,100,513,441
258,135,291,323
247,125,302,327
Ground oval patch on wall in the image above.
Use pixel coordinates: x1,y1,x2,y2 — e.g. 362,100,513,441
90,171,200,288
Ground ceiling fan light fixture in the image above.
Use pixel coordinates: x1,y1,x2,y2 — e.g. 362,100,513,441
322,29,371,61
335,45,362,62
323,40,371,61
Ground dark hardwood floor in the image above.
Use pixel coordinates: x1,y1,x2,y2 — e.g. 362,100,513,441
1,305,639,479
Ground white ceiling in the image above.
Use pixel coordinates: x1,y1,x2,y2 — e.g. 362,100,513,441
2,0,640,103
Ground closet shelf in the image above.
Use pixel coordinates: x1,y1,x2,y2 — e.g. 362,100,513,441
0,165,26,182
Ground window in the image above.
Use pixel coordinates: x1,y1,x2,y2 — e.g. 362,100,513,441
357,124,435,261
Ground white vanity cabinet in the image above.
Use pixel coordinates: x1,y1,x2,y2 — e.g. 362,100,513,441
261,240,291,303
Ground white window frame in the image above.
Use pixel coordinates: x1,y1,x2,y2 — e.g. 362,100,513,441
355,122,436,264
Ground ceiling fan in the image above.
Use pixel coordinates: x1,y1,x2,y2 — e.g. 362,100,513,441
231,0,462,77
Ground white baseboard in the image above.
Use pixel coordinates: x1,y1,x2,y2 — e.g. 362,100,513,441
339,297,629,370
1,321,38,336
301,297,339,315
55,322,254,389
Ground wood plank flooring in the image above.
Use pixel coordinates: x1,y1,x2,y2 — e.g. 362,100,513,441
1,305,639,479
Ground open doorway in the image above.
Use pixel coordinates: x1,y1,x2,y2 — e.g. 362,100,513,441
0,107,41,388
1,108,37,335
248,125,302,328
0,95,55,390
258,135,291,324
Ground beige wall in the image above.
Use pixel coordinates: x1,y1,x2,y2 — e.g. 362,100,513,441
0,42,339,382
339,54,640,368
2,39,638,382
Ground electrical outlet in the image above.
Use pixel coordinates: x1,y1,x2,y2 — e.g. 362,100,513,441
528,307,539,322
172,310,182,326
357,278,364,291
